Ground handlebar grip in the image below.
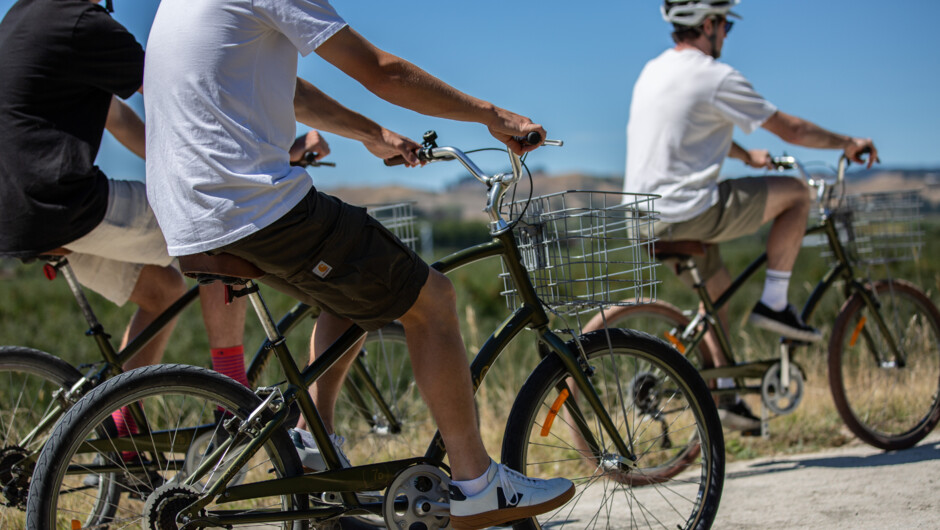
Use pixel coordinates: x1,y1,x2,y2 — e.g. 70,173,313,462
384,155,406,167
512,131,542,147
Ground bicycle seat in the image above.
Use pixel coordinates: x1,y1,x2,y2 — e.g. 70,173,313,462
652,240,709,260
178,252,264,284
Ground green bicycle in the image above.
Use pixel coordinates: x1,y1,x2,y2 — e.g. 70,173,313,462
26,133,725,529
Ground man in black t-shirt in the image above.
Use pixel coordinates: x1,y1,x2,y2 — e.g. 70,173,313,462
0,0,250,385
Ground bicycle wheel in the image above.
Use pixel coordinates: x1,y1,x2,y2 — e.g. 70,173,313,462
0,347,87,527
26,364,308,529
582,302,716,371
828,279,940,450
334,322,433,466
502,329,723,530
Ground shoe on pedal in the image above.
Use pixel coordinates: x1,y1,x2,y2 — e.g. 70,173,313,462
448,460,574,530
288,428,351,472
748,302,822,342
717,397,761,433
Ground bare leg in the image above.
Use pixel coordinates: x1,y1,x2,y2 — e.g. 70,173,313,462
199,282,246,350
295,312,366,433
396,270,490,481
762,176,812,272
702,266,732,367
120,264,187,370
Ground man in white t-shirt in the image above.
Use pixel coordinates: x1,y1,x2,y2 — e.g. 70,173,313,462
144,1,573,527
627,0,878,429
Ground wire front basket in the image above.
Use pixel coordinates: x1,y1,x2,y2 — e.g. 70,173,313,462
499,190,659,317
366,202,419,252
819,190,925,266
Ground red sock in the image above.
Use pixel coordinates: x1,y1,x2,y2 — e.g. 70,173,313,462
111,406,139,462
211,345,249,387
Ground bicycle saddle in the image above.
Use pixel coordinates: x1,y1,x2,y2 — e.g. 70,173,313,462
178,252,264,283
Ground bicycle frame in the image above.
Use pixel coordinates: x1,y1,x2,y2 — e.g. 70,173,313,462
673,164,907,388
163,226,637,526
97,140,643,526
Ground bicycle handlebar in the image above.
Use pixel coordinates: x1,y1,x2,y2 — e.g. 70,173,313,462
384,130,562,229
291,152,336,168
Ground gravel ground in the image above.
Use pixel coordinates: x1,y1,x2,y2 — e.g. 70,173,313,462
714,430,940,529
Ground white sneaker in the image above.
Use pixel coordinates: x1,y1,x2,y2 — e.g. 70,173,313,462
449,461,574,530
288,428,351,472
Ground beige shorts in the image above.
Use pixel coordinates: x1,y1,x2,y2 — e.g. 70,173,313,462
64,179,174,306
655,177,768,286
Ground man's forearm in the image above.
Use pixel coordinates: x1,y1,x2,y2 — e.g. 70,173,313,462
762,110,851,150
105,96,146,158
293,78,383,143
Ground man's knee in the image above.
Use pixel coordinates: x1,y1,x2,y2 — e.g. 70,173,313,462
129,264,187,311
400,270,457,327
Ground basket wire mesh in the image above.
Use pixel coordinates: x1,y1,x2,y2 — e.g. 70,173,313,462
809,190,924,266
365,202,419,252
499,190,659,316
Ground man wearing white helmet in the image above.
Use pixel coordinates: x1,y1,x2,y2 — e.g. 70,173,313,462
626,0,878,430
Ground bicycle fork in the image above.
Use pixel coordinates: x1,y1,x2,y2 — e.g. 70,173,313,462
539,330,640,471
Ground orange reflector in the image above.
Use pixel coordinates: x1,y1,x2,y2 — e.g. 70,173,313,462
72,521,82,530
850,316,867,347
664,332,686,354
540,388,570,437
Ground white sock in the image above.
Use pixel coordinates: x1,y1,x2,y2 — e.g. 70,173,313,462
760,269,791,312
717,377,735,389
451,459,494,497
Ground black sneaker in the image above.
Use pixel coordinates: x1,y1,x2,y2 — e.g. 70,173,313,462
748,302,822,342
717,398,761,434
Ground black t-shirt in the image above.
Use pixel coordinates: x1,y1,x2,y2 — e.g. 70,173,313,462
0,0,144,258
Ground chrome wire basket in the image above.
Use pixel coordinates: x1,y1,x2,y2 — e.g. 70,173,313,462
499,190,659,316
366,202,419,252
819,190,925,265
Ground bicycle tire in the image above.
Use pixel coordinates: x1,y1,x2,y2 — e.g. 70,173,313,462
501,329,724,530
0,346,94,528
828,279,940,450
582,301,717,372
26,364,309,529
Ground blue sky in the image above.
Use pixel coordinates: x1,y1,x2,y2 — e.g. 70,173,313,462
3,0,938,191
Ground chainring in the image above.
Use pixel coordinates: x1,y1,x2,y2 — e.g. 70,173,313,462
383,463,452,530
761,361,804,415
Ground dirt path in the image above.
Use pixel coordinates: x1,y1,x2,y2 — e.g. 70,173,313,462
714,431,940,528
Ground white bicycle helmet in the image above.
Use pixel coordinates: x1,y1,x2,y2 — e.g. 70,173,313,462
661,0,741,27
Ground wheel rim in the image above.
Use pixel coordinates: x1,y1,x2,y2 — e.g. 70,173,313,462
834,282,940,444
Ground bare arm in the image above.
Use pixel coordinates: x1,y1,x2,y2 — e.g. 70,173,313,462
315,27,544,154
294,78,422,165
728,141,771,169
104,96,146,159
761,110,879,167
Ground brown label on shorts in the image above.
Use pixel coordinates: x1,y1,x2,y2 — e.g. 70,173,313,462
313,260,332,278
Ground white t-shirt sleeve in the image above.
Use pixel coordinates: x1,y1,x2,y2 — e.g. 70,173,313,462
253,0,346,56
713,70,777,134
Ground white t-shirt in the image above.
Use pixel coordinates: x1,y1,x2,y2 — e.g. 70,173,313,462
624,48,776,223
144,0,346,255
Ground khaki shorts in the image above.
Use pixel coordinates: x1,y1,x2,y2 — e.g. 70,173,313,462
64,179,175,305
218,189,429,332
655,177,768,286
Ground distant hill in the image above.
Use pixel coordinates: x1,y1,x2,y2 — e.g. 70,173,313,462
328,168,940,221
